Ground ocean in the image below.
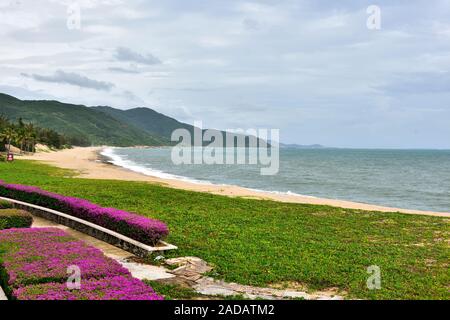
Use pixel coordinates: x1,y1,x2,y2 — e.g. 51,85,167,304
102,147,450,213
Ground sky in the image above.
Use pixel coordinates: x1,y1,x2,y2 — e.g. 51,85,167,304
0,0,450,148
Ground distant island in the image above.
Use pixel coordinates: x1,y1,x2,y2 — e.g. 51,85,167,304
279,143,325,149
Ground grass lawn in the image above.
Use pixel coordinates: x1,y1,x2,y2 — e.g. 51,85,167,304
0,160,448,299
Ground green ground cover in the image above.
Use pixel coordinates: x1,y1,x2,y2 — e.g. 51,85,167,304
0,209,33,230
0,160,448,299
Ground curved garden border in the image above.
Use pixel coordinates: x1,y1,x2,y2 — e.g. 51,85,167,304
0,196,177,257
0,181,169,245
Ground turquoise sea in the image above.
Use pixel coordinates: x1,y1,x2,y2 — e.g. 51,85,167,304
102,147,450,213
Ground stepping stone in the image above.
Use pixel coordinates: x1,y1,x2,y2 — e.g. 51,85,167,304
195,285,238,297
166,256,213,277
119,260,175,281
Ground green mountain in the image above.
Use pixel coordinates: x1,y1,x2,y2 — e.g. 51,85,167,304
94,106,265,147
0,93,265,147
92,106,191,143
0,93,168,146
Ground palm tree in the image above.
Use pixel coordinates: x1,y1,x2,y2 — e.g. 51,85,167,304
16,128,27,153
24,123,36,153
0,127,17,154
0,116,10,153
0,115,9,129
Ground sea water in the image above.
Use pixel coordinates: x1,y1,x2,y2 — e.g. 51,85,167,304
102,147,450,213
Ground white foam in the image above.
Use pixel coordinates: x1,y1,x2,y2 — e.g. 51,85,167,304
100,147,317,199
245,187,318,198
100,148,213,185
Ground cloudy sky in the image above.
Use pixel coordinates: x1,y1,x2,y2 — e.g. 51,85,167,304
1,0,450,148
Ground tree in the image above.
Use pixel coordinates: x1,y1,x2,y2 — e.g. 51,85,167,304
0,117,71,153
16,128,26,153
0,115,9,129
24,123,36,152
0,126,17,153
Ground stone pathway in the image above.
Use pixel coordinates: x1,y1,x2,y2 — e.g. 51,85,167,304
118,259,174,281
166,256,213,281
192,277,343,300
162,257,344,300
31,217,344,300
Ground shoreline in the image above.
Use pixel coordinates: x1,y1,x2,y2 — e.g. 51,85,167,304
20,146,450,218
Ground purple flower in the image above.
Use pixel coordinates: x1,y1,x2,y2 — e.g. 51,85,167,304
0,180,169,245
0,228,130,287
13,276,163,300
0,228,164,301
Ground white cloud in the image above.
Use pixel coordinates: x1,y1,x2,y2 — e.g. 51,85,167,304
22,70,115,91
114,47,162,65
0,0,449,148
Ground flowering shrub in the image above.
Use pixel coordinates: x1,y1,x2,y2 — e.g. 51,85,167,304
0,228,130,288
0,180,169,245
13,276,163,300
0,228,163,300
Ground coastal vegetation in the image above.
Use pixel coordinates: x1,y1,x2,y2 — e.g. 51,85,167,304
0,115,72,153
0,160,448,300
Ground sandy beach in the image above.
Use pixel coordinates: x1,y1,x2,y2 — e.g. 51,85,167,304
20,147,450,218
